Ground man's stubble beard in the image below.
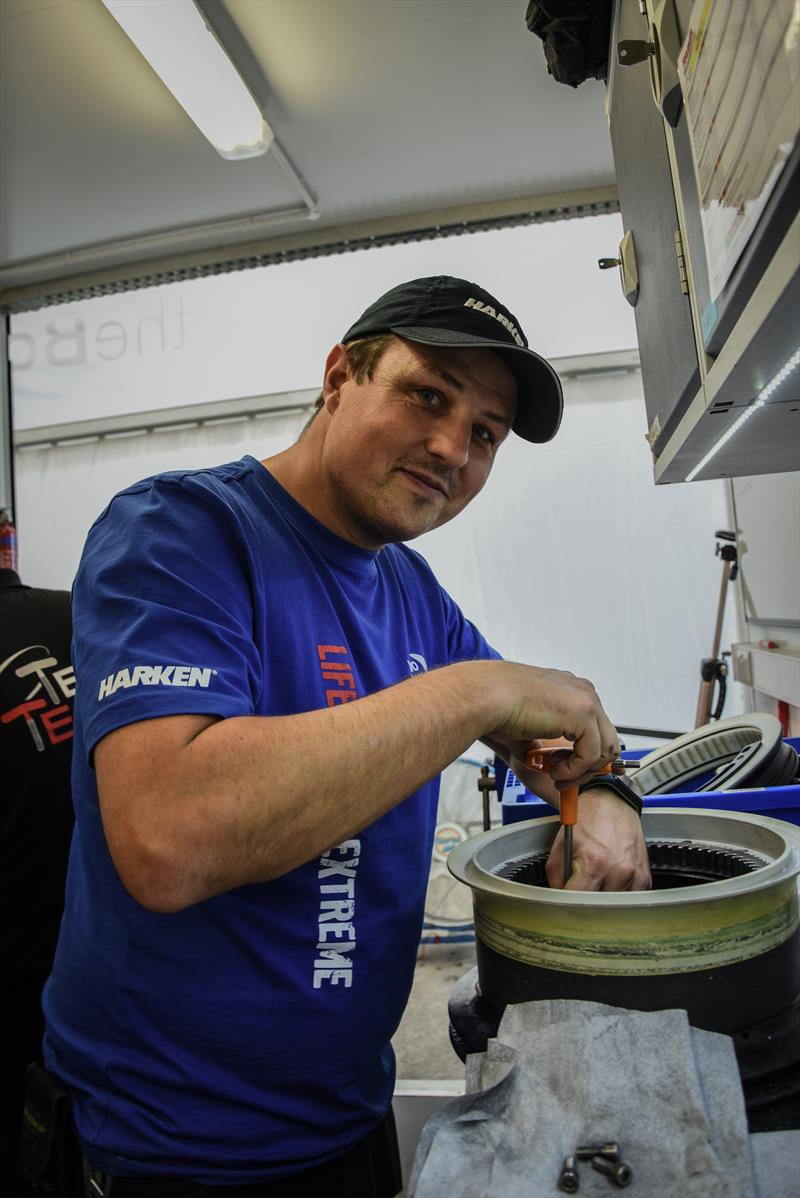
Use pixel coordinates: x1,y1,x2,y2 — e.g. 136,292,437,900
329,466,448,547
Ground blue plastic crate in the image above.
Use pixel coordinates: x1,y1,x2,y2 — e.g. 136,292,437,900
500,737,800,827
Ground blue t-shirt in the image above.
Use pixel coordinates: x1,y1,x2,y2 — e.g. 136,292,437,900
43,455,497,1182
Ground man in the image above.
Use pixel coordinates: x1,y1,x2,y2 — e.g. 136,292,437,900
43,276,649,1196
0,565,74,1196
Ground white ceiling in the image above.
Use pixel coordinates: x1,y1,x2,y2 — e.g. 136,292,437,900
0,0,617,308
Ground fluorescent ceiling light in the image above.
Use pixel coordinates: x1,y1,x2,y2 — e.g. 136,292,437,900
102,0,273,160
685,347,800,482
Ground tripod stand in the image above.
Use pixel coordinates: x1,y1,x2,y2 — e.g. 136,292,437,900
695,530,739,727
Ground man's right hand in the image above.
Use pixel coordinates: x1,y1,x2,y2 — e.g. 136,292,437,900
478,660,621,784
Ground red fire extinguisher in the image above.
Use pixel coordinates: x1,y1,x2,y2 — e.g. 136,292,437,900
0,508,17,571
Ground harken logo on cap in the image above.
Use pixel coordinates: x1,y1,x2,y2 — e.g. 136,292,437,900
463,298,525,348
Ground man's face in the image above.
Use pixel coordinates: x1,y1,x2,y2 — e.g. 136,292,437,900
318,337,518,549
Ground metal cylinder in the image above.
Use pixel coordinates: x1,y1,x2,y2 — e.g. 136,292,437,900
448,810,800,1055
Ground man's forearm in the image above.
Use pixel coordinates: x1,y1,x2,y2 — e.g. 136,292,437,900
98,660,496,911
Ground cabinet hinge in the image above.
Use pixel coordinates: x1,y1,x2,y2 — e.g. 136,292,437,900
674,229,689,296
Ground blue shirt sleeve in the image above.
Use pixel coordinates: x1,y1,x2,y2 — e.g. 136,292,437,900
73,475,262,763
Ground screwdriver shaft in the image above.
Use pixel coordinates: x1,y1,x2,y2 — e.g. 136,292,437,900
563,824,573,887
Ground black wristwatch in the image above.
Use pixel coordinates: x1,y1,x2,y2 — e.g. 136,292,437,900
578,772,644,817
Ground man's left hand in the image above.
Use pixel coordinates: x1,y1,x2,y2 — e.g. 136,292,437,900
544,787,651,891
502,742,651,892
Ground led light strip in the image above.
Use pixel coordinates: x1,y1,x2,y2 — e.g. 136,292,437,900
685,347,800,481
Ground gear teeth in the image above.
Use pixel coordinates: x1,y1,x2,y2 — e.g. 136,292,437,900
494,841,766,887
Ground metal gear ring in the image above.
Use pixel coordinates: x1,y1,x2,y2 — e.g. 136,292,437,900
624,713,798,796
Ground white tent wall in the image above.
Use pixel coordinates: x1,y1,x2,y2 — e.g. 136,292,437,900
11,215,744,734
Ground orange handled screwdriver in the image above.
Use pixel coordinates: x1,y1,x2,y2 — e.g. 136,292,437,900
526,748,613,887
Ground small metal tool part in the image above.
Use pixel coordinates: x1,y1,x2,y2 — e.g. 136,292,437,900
590,1156,632,1187
557,1154,580,1193
477,765,496,832
576,1142,620,1162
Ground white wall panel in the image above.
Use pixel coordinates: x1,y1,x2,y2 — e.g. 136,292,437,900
733,472,800,640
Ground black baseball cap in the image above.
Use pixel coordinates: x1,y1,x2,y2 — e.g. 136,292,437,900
341,275,563,443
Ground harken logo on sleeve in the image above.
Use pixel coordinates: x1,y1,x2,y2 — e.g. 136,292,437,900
407,653,428,675
98,665,217,701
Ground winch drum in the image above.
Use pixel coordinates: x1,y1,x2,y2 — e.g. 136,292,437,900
447,810,800,1080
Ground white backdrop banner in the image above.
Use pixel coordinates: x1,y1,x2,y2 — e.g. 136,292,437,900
10,214,639,430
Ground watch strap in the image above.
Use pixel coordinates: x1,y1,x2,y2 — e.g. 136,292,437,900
578,772,644,816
